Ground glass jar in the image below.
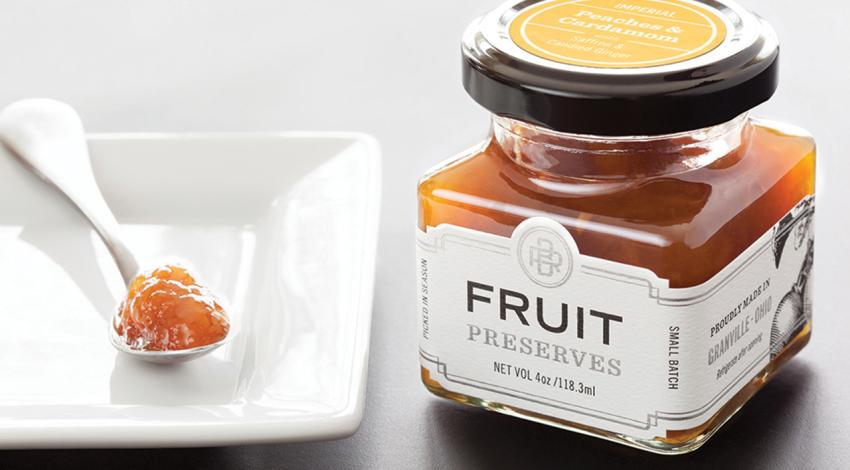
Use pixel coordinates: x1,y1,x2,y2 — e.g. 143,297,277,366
417,0,815,455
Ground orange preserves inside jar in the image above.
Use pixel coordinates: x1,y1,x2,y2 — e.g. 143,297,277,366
418,116,815,452
420,117,815,288
113,264,230,352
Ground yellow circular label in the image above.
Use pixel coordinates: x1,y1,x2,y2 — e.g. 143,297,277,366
509,0,727,68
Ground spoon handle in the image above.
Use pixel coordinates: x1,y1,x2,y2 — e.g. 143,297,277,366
59,174,141,285
0,100,140,284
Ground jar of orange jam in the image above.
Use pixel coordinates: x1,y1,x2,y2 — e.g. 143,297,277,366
416,0,815,454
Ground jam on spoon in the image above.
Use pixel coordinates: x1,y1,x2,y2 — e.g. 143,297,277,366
113,264,230,352
0,99,232,362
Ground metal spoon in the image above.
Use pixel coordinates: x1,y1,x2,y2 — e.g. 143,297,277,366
0,99,228,364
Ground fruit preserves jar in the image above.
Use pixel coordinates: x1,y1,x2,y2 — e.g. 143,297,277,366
416,0,815,454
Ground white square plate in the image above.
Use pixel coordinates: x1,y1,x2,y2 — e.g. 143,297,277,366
0,133,381,448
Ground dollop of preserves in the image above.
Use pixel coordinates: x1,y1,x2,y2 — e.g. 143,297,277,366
113,264,230,351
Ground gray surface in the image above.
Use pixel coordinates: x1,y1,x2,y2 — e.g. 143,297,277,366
0,1,847,468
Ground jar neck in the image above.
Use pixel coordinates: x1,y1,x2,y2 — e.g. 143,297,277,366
492,114,751,180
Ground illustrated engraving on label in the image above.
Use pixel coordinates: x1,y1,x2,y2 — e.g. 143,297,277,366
418,197,814,439
508,0,729,68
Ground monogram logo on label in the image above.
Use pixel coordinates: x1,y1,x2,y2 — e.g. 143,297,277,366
518,226,573,287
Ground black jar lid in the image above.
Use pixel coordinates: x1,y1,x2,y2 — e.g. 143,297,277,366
462,0,779,136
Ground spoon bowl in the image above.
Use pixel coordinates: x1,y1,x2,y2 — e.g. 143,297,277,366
109,324,231,364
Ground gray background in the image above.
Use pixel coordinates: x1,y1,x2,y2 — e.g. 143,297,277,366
0,0,846,468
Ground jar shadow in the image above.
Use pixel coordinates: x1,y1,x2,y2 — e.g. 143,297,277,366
425,361,815,469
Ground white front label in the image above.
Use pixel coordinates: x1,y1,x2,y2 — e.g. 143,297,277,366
418,197,814,439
